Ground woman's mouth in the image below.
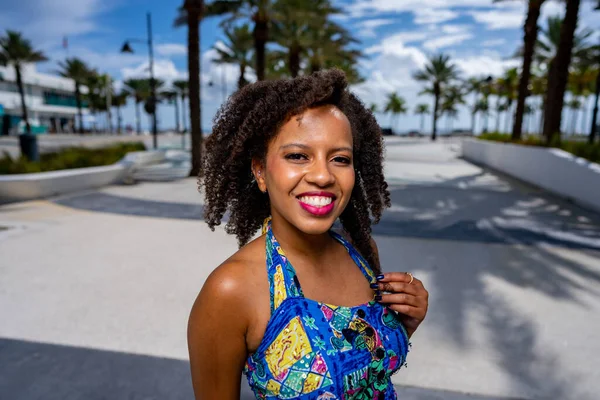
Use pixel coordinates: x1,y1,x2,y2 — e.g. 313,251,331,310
297,193,336,216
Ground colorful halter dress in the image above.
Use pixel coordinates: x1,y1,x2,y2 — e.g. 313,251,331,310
243,219,411,399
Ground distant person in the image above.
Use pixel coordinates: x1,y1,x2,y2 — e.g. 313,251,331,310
188,69,429,399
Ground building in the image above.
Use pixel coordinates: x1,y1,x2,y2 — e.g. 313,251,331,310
0,63,89,135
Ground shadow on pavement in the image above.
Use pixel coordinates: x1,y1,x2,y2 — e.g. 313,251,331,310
0,337,528,400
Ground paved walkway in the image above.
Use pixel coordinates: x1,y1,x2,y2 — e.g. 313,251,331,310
1,138,599,399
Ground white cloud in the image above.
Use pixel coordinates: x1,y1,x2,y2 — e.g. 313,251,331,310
357,18,396,38
155,43,187,57
423,33,473,51
0,0,113,49
469,9,523,30
413,8,459,25
482,38,507,47
121,59,188,83
454,55,520,78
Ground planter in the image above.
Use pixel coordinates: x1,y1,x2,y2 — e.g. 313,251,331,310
0,164,127,204
462,139,600,213
0,150,185,204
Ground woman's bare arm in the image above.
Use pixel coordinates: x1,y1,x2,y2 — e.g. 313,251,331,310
188,261,251,399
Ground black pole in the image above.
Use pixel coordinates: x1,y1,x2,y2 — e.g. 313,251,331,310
147,12,158,150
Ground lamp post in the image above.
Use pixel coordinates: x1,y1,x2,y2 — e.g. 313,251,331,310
589,0,600,144
121,12,158,149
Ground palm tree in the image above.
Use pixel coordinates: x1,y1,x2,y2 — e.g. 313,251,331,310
212,24,253,89
384,92,407,134
162,90,181,133
0,30,47,157
566,97,582,136
413,54,460,141
123,78,150,134
496,68,520,134
144,79,165,131
569,64,596,137
111,91,128,134
177,0,275,82
174,79,189,133
474,98,490,134
85,71,103,132
271,0,342,78
306,21,360,77
534,15,595,72
495,0,545,140
369,103,378,114
174,0,215,175
465,77,486,134
414,104,430,133
542,0,585,141
440,85,465,133
57,58,90,134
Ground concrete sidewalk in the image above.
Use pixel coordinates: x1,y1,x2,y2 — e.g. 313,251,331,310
1,138,599,399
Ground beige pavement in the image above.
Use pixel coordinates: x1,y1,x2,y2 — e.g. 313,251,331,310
1,138,599,399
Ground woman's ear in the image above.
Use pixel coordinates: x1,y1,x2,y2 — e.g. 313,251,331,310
251,159,267,193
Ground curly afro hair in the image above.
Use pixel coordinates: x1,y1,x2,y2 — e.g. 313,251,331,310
199,69,390,274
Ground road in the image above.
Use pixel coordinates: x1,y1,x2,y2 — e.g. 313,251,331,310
1,138,599,399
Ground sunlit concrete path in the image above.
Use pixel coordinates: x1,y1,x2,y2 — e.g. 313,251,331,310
1,137,599,399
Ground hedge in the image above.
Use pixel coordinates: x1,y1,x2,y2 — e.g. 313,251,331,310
0,142,146,174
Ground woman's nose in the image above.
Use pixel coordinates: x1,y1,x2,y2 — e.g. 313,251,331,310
305,159,335,187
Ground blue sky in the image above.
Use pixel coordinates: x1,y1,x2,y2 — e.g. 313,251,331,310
1,0,599,134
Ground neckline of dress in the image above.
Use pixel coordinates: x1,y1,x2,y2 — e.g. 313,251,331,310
266,220,377,309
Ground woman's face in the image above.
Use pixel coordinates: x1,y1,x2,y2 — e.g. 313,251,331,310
255,105,355,235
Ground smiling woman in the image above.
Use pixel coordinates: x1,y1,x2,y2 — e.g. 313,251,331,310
188,69,429,400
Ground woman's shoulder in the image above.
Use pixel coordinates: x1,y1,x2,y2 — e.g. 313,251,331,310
196,235,268,310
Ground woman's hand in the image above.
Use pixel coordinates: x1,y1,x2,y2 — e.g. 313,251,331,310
373,272,429,338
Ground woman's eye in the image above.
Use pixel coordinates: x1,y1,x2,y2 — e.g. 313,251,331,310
285,153,308,161
333,156,351,164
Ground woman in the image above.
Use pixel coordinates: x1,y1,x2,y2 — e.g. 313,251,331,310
188,69,429,399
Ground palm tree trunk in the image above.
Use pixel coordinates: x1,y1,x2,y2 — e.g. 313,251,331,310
181,95,188,132
432,84,440,141
238,64,247,89
505,102,513,134
495,96,502,133
420,114,425,132
513,0,543,140
289,43,301,78
571,103,579,136
75,83,84,134
174,96,181,133
135,101,142,135
15,65,31,135
470,92,477,134
542,0,580,142
117,105,122,134
253,18,268,81
187,4,203,176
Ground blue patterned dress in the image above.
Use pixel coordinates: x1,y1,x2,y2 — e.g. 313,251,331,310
243,219,411,399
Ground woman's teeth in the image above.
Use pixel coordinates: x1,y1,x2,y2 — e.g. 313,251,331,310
299,196,333,207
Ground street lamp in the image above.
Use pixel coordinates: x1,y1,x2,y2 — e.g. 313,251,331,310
589,0,600,143
121,12,158,150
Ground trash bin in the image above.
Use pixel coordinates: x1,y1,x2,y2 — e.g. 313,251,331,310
19,133,39,161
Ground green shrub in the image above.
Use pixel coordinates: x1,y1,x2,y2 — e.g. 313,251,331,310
0,142,146,175
478,133,600,164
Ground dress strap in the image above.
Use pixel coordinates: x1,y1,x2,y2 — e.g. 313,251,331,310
329,231,377,284
263,218,304,314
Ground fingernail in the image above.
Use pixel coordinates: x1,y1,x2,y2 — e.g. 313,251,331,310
370,283,379,289
376,275,384,280
375,295,382,301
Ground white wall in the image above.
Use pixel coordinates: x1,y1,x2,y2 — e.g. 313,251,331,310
462,139,600,214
